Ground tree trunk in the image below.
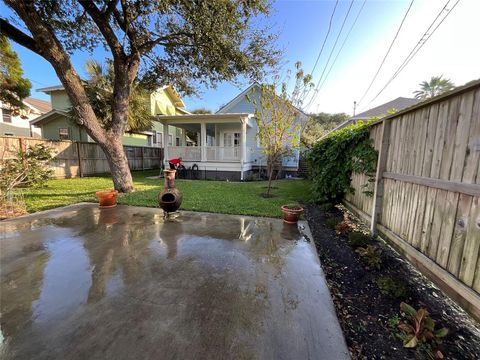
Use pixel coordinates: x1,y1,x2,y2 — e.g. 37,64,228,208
100,137,134,193
266,156,275,196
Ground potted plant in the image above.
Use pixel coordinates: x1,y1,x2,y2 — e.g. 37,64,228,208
281,203,304,224
95,190,118,208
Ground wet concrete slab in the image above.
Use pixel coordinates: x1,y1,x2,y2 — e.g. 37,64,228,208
0,203,349,360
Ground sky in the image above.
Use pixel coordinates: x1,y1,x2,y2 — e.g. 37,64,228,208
2,0,480,116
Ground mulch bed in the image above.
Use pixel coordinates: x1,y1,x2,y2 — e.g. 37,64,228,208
305,204,480,360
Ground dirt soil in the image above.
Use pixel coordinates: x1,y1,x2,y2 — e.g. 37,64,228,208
306,204,480,360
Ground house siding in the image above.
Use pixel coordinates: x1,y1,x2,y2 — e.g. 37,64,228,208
41,115,89,141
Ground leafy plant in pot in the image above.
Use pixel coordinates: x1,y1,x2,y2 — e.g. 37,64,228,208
281,203,304,224
95,190,118,209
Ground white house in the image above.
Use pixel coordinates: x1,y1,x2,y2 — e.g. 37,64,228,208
0,97,51,138
159,83,308,180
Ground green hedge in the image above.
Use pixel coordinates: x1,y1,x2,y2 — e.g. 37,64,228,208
307,121,378,204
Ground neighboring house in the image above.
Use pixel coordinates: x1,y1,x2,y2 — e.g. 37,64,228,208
0,97,51,137
31,85,187,146
329,97,419,134
158,83,308,180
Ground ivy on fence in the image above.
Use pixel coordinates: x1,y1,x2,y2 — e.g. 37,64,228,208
307,121,378,204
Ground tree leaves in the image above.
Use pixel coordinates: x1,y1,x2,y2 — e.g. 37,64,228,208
0,35,31,113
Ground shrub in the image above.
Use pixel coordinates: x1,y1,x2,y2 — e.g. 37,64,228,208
307,121,378,204
377,276,409,299
0,143,54,200
347,231,371,248
398,302,448,358
356,245,383,269
325,216,342,229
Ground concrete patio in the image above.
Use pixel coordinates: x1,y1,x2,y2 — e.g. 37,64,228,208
0,203,348,360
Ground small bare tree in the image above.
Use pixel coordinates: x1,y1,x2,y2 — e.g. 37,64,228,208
250,62,312,196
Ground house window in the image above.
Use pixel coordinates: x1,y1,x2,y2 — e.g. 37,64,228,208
157,131,163,147
2,109,12,123
168,134,173,146
59,128,69,140
176,137,180,146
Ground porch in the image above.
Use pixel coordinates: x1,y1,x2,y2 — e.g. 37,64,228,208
157,113,257,179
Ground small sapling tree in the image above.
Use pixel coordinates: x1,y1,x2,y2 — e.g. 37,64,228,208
250,62,312,196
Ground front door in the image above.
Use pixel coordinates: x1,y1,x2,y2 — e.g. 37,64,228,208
222,132,240,160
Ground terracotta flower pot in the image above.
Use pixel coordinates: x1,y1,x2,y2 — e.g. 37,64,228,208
95,190,118,209
281,205,304,224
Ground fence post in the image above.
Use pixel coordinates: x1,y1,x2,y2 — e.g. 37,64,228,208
76,142,83,178
370,119,391,235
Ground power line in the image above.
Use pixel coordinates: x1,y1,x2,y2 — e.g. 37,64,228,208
357,0,415,106
309,0,339,77
306,0,355,110
365,0,461,107
317,0,367,94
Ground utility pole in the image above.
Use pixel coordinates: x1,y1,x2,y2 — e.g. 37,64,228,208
353,101,357,116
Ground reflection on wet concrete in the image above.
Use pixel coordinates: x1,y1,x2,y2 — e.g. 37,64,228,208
0,203,349,360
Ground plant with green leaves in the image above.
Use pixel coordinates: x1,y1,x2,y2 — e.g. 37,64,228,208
413,76,455,100
250,62,313,196
0,143,54,200
308,120,377,204
398,302,448,358
301,112,349,148
377,276,409,299
1,0,278,193
0,35,31,113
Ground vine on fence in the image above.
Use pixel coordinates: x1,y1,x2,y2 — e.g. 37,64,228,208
307,121,378,204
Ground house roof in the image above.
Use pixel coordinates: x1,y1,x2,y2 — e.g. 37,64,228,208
29,109,68,125
216,83,258,114
157,113,251,121
216,82,309,118
24,97,52,114
351,97,419,120
37,85,65,93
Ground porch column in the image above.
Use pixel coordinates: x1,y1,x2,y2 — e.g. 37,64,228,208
241,119,247,180
200,122,207,162
163,122,169,166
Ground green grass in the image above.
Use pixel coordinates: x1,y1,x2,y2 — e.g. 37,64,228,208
19,170,312,218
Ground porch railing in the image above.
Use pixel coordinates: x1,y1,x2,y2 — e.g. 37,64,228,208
206,146,240,161
167,146,201,161
166,146,241,162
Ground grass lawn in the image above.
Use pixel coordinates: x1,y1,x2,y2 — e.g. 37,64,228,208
19,170,312,218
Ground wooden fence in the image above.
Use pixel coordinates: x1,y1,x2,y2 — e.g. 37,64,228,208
344,79,480,320
0,136,163,178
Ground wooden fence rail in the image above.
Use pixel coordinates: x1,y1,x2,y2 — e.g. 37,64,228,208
0,136,164,178
344,79,480,320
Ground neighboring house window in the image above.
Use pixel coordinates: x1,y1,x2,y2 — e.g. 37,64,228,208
152,131,157,144
4,132,14,136
2,109,12,123
59,128,69,140
176,137,180,146
168,134,173,146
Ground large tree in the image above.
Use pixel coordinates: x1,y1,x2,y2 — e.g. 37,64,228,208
413,75,455,100
302,112,349,148
0,0,278,192
0,35,31,113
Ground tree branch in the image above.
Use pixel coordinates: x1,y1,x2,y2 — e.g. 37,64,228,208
0,19,39,54
78,0,125,60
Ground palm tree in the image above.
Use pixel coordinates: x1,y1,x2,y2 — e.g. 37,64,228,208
413,76,455,100
70,60,153,132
